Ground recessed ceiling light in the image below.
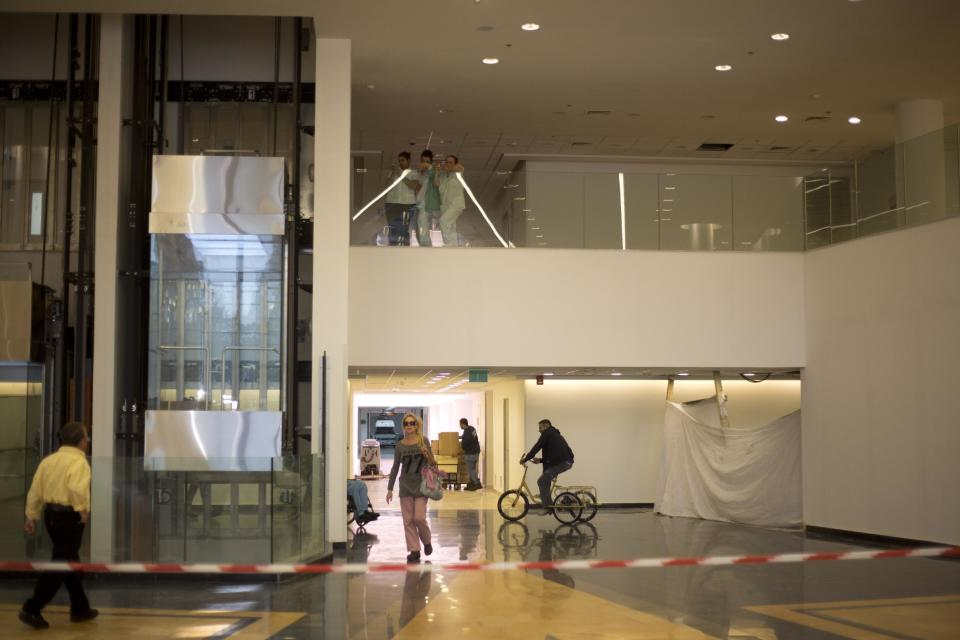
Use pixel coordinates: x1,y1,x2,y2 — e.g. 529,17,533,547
770,33,790,41
848,116,862,124
521,23,540,31
482,57,500,65
542,372,554,376
715,64,732,72
775,114,789,123
611,372,623,376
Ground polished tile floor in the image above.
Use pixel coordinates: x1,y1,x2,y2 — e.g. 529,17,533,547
3,502,959,639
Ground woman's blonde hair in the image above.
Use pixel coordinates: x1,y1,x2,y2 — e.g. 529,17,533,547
402,412,426,448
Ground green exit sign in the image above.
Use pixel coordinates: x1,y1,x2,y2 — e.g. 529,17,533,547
468,369,488,383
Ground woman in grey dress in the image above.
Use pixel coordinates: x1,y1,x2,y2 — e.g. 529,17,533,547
386,413,437,562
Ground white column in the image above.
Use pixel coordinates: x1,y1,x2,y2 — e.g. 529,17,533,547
90,14,130,562
895,99,946,223
312,38,351,545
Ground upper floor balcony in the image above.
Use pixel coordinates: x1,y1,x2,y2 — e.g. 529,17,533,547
348,123,960,252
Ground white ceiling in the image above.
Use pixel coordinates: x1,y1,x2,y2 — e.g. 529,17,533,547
9,0,960,164
350,367,801,394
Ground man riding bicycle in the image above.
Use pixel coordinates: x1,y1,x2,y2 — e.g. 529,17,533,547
520,419,574,512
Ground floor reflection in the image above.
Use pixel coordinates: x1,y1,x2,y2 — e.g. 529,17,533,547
3,509,959,639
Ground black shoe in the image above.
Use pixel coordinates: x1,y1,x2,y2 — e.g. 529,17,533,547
19,609,49,629
406,551,421,563
70,609,99,623
424,543,433,556
356,511,379,526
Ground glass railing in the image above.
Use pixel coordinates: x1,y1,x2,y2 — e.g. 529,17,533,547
846,123,960,244
350,167,815,251
349,124,960,251
0,454,325,564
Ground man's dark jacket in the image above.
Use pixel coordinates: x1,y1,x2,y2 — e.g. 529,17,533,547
523,426,574,468
461,425,481,454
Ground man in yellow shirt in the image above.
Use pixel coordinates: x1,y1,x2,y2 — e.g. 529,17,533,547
19,422,98,629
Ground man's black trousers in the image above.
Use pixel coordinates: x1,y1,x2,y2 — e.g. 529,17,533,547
23,506,91,614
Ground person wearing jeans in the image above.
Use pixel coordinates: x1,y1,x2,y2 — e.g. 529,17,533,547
458,418,482,490
536,460,574,507
520,418,575,510
383,151,419,245
347,479,379,526
386,413,437,562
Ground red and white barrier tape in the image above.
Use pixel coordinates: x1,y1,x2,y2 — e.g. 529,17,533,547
1,546,957,575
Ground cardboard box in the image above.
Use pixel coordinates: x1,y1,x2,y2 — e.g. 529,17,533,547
438,432,461,456
431,440,440,455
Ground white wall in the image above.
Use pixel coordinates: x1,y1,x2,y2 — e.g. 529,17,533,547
804,216,960,544
669,379,802,429
484,380,525,492
426,394,479,442
523,379,801,505
348,248,805,369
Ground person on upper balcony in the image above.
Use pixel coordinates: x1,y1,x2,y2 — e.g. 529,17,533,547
435,154,466,246
384,151,420,245
415,149,441,246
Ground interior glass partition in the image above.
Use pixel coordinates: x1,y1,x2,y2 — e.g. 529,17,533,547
148,234,283,413
133,155,323,563
350,167,811,251
349,124,960,252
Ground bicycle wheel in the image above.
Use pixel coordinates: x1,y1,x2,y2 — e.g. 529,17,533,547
552,491,583,524
575,521,599,555
498,489,530,521
552,524,581,558
497,521,530,548
577,491,598,522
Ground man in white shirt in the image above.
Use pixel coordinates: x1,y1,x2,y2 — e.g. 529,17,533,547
384,151,420,245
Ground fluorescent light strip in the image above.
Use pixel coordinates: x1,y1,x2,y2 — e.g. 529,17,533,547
352,169,411,221
618,172,626,250
457,173,510,248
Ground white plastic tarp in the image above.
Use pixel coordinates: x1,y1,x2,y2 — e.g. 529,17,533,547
654,397,802,528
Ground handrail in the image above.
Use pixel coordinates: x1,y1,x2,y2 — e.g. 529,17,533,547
157,345,209,409
219,346,281,411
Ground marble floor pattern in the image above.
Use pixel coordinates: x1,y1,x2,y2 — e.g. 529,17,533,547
2,502,959,638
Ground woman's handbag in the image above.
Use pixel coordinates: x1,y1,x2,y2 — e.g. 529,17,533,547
419,462,444,500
